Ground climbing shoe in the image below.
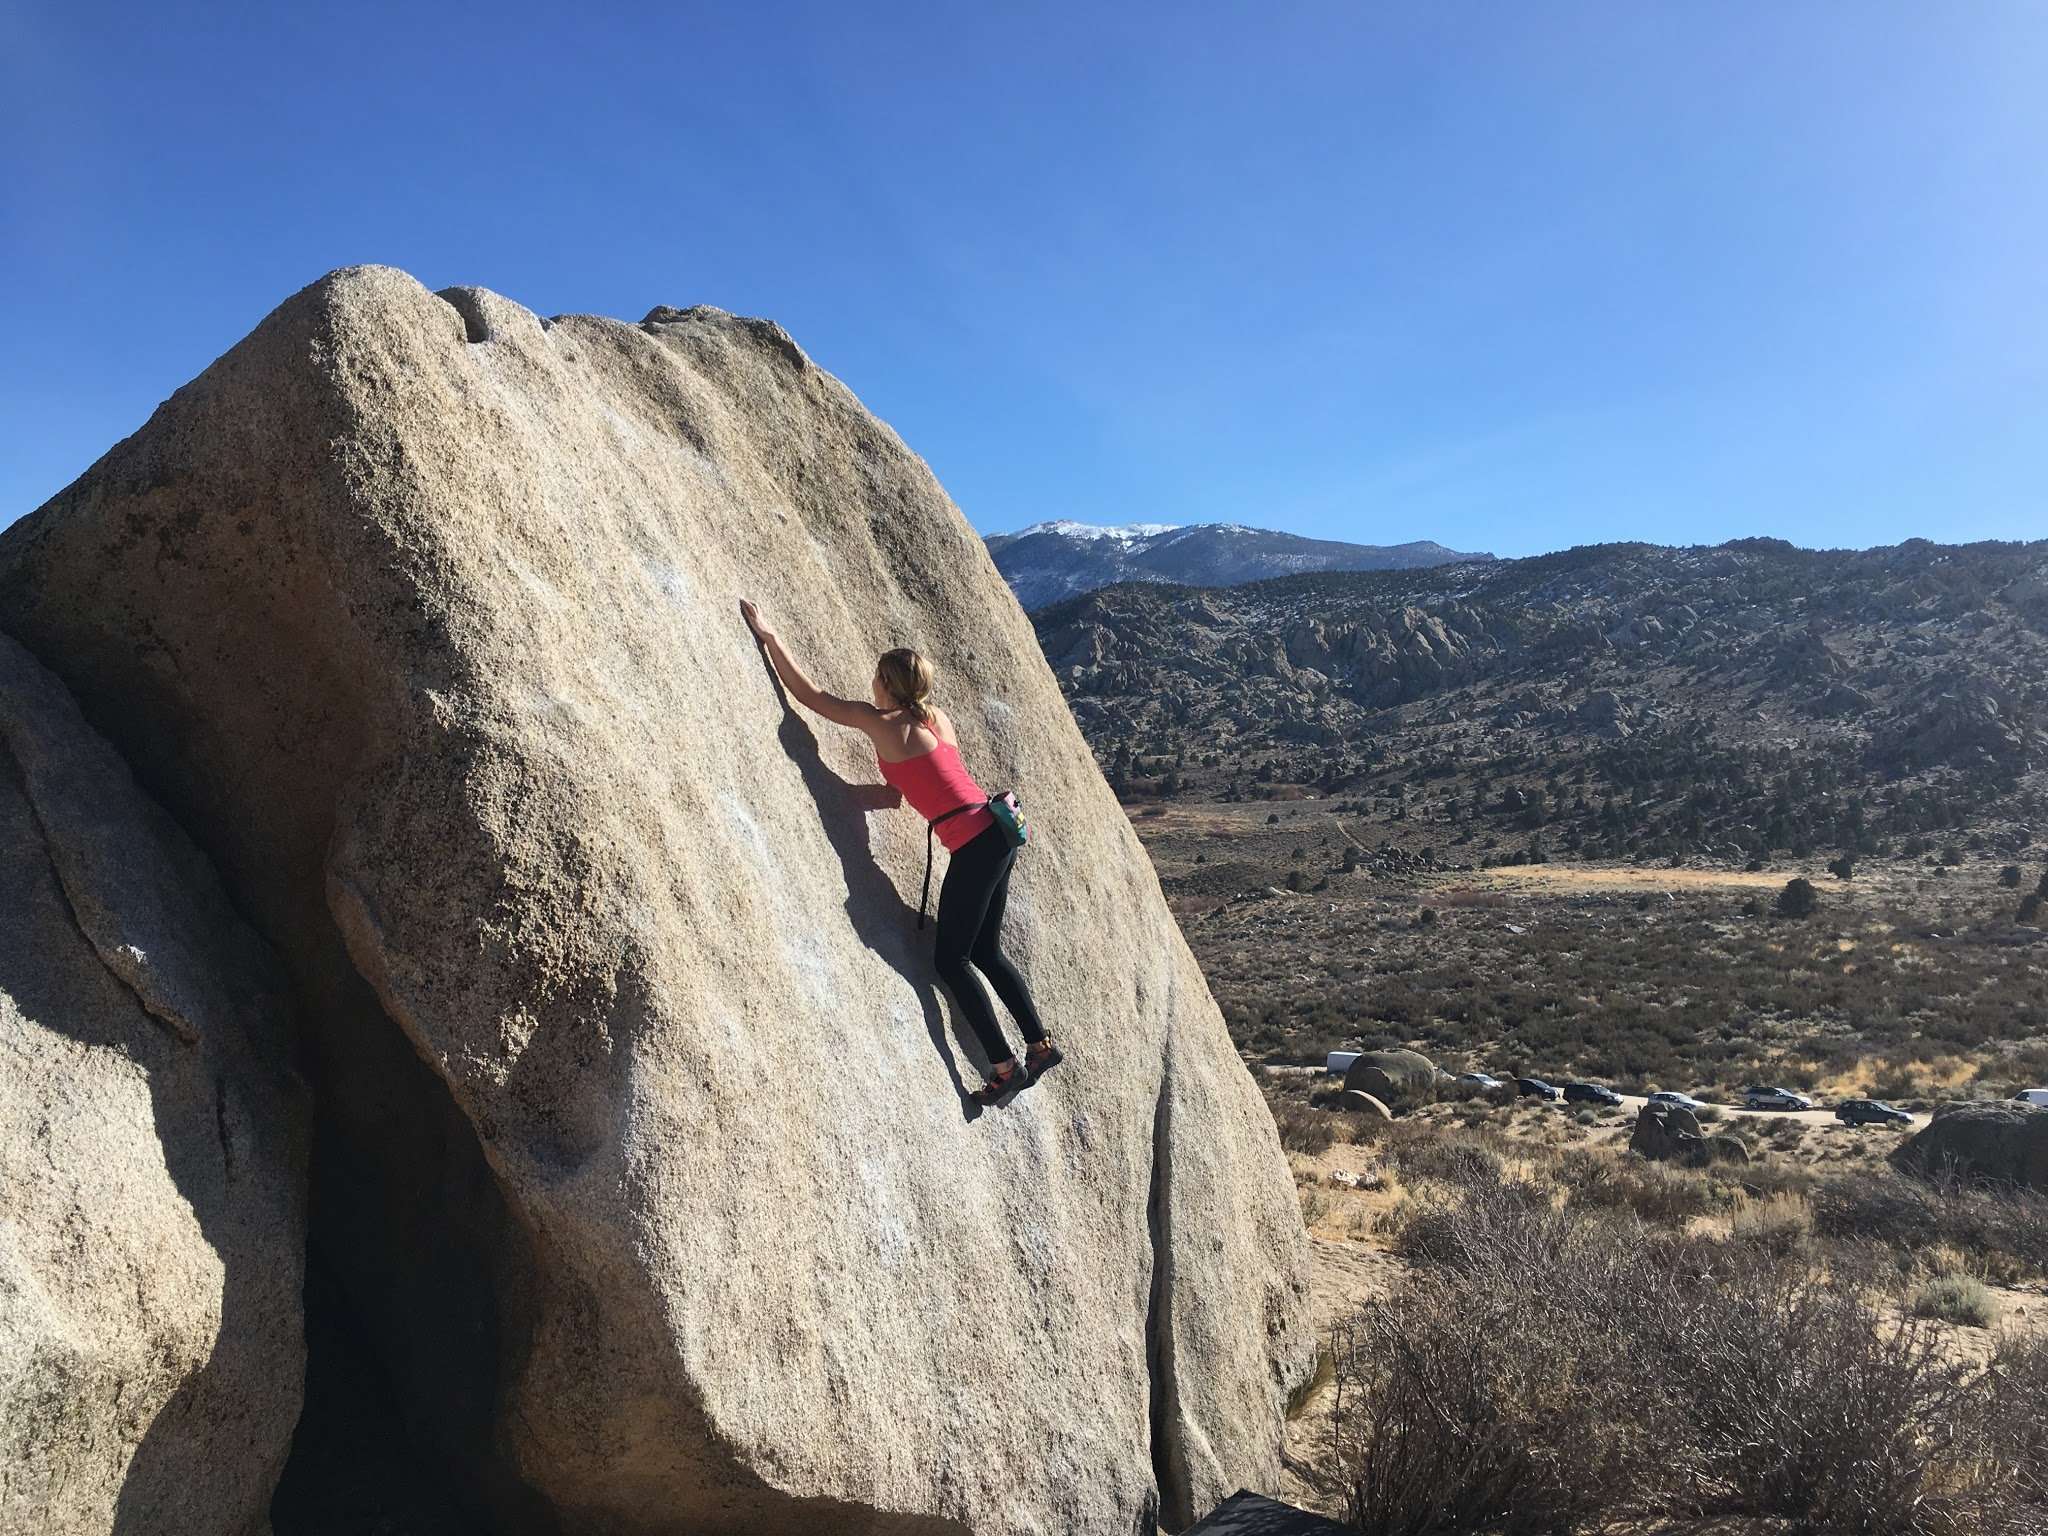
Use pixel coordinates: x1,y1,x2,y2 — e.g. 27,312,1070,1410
1021,1041,1064,1088
970,1064,1026,1106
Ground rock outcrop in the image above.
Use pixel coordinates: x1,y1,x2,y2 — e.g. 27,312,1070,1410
1894,1101,2048,1193
1628,1103,1745,1168
0,632,306,1535
0,266,1312,1534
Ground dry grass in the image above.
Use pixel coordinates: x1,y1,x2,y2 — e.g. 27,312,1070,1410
1729,1192,1816,1257
1469,862,1817,891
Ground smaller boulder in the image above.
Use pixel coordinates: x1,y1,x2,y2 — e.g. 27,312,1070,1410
1336,1091,1392,1122
1705,1135,1752,1166
1631,1104,1712,1167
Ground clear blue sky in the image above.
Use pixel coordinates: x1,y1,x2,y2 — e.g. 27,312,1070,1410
4,2,2044,557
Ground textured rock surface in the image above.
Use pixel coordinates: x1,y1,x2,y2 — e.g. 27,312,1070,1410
1704,1134,1751,1166
0,266,1313,1534
0,632,306,1535
1335,1090,1392,1121
1630,1104,1711,1167
1895,1101,2048,1193
1341,1049,1437,1113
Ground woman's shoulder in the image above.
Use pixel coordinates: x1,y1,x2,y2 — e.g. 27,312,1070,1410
926,706,959,744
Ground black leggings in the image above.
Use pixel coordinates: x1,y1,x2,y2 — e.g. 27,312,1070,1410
933,821,1046,1067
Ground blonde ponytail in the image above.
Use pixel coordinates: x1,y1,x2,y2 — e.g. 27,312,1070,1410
876,648,935,723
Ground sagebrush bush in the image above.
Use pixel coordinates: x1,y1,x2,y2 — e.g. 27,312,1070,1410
1272,1101,1336,1156
1384,1132,1505,1192
1730,1193,1814,1258
1910,1274,1999,1328
1813,1168,2048,1282
1554,1147,1723,1226
1328,1187,2041,1534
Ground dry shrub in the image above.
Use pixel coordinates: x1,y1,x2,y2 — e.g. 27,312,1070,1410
1909,1274,1999,1328
1814,1167,2048,1282
1730,1192,1814,1258
1663,1264,1986,1532
1273,1101,1337,1156
1969,1332,2048,1518
1333,1188,1638,1533
1766,1117,1811,1146
1736,1157,1820,1202
1329,1188,2040,1534
1554,1147,1722,1226
1384,1132,1506,1192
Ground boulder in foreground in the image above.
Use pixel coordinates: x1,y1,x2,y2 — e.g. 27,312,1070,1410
0,266,1313,1534
0,632,306,1536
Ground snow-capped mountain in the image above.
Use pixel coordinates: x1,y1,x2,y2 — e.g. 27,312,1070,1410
1010,519,1184,543
984,519,1493,611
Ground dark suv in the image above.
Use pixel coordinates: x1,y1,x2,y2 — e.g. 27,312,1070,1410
1835,1099,1911,1127
1564,1082,1623,1107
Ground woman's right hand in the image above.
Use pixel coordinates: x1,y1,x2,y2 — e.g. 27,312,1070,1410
740,599,774,642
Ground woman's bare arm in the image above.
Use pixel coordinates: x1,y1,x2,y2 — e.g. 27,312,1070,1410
741,600,880,731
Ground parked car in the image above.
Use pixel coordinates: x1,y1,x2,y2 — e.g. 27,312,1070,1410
1564,1082,1624,1107
1454,1071,1507,1092
2016,1088,2048,1109
1516,1077,1560,1101
1743,1086,1815,1111
1646,1090,1709,1113
1835,1099,1912,1127
1325,1051,1362,1078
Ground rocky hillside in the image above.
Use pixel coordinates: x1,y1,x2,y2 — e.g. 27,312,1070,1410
1035,538,2048,864
0,268,1311,1536
986,518,1491,609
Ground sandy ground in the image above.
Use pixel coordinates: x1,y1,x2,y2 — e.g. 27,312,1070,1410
1456,862,1825,892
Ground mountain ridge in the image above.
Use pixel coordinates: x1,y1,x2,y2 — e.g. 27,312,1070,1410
986,518,1494,610
1032,533,2048,865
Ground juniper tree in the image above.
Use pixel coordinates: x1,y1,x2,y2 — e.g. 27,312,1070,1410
1777,877,1820,918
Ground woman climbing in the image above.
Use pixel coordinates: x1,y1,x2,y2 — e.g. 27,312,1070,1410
740,599,1063,1106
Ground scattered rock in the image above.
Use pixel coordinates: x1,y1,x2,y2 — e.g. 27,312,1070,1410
1870,677,2036,774
1576,690,1635,735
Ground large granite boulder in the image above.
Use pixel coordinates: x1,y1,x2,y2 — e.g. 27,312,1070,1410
1894,1101,2048,1193
0,632,306,1535
0,266,1312,1534
1342,1049,1439,1113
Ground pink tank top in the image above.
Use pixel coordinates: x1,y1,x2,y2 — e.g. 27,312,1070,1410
878,739,996,852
